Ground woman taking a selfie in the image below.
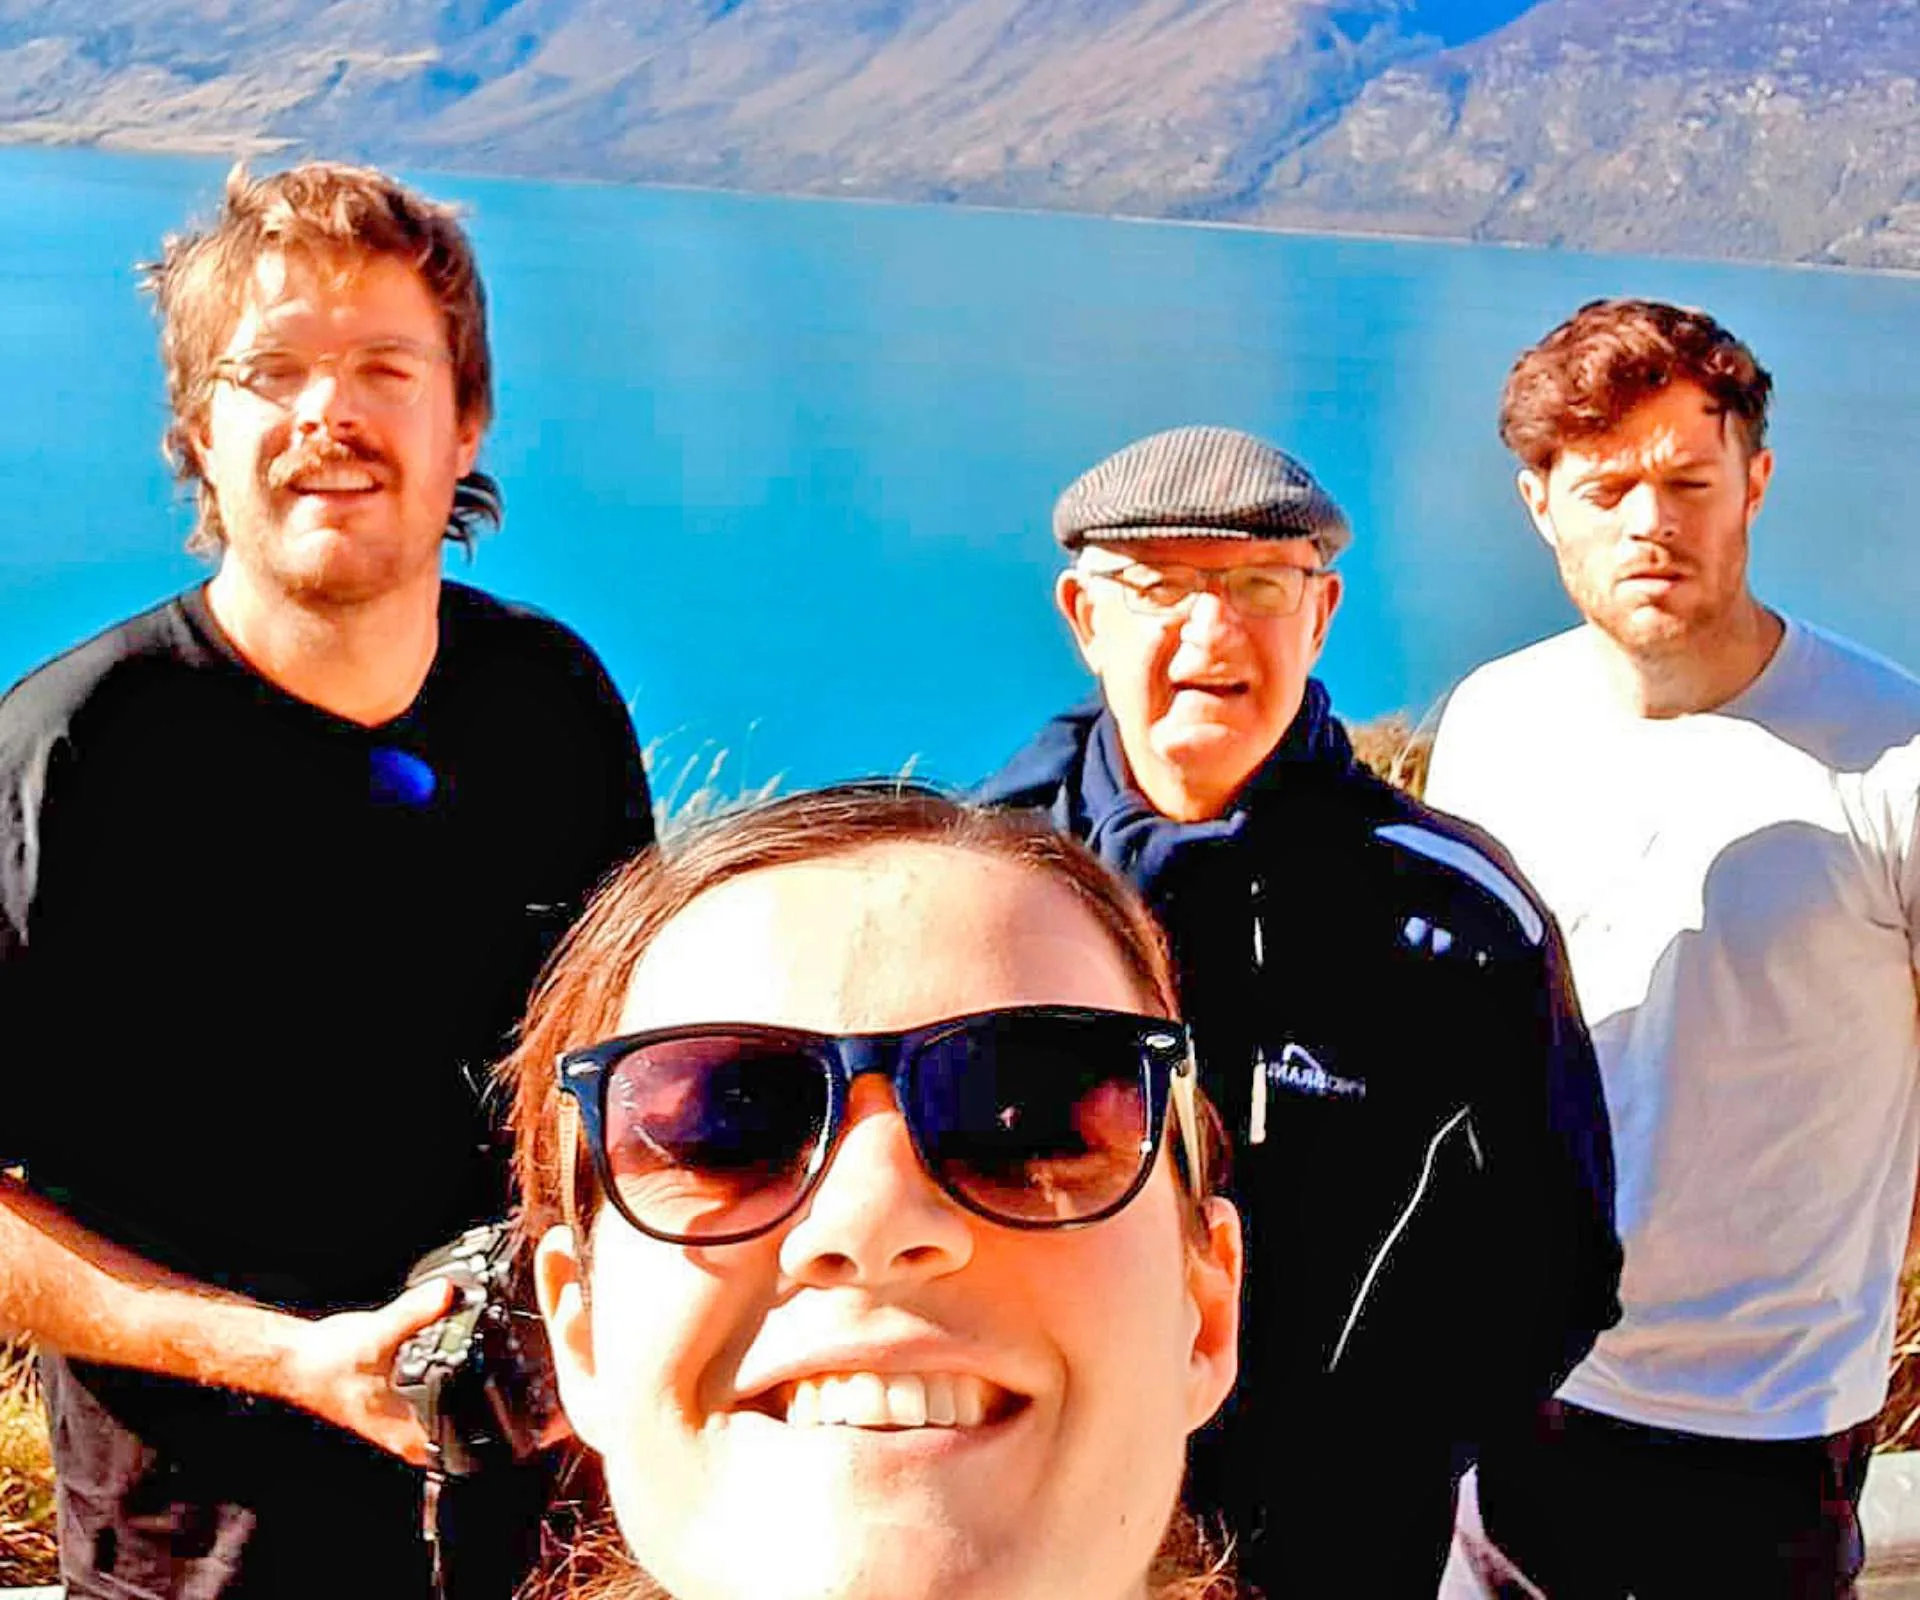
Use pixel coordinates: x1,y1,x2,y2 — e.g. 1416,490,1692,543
504,786,1242,1600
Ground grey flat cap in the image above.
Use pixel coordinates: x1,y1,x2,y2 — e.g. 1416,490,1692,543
1053,425,1350,562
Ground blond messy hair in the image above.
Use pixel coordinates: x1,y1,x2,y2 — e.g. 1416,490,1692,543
141,160,499,555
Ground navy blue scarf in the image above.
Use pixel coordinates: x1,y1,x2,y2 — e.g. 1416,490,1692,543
1074,679,1354,897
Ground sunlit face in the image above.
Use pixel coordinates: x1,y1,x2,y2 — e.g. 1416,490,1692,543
536,843,1240,1600
194,250,481,609
1058,537,1342,822
1520,381,1773,659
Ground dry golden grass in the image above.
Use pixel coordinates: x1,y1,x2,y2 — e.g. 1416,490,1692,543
1879,1272,1920,1451
1348,710,1434,799
0,1341,56,1586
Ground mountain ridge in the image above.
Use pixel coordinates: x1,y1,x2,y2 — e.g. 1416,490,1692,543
2,0,1916,271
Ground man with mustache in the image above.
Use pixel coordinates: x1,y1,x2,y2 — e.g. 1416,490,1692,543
0,163,652,1597
977,426,1621,1597
1428,299,1920,1598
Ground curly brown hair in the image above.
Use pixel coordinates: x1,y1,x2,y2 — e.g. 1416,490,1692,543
1499,299,1772,472
140,160,499,556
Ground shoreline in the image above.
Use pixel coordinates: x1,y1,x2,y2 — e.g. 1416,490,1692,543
3,127,1915,284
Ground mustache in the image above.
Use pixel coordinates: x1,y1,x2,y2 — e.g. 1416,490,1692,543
267,435,389,491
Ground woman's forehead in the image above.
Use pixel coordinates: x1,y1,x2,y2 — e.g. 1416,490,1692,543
616,842,1145,1036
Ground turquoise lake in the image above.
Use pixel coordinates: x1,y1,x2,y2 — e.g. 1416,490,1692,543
4,146,1918,795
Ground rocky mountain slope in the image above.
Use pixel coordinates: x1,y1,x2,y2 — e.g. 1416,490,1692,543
1254,0,1920,269
1,0,1915,270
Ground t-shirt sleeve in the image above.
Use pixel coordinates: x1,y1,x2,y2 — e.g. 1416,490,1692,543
0,889,28,1171
588,645,654,869
1898,743,1920,973
615,691,654,861
549,622,654,888
1422,679,1481,814
1426,663,1535,838
0,719,56,1175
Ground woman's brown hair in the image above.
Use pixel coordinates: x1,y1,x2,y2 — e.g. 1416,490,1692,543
502,783,1236,1600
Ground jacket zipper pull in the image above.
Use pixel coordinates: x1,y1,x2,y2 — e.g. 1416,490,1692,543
1249,875,1267,1144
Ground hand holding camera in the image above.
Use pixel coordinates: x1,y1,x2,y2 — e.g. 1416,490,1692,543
389,1221,563,1478
276,1276,457,1466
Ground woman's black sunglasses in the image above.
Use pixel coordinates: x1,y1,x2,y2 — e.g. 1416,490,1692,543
556,1004,1201,1245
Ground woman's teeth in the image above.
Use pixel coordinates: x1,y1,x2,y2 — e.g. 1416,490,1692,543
781,1372,993,1428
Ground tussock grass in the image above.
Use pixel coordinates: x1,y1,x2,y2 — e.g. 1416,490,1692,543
644,736,782,833
0,1340,56,1586
1879,1273,1920,1452
1349,709,1434,799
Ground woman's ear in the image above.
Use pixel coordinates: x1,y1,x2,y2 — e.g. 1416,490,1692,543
1184,1195,1243,1431
536,1221,605,1451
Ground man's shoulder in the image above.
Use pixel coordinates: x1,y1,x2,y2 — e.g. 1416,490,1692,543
1773,619,1920,730
0,594,195,767
1241,755,1551,951
1703,617,1920,790
1426,628,1590,813
975,700,1102,812
440,579,597,657
1443,627,1589,725
1360,785,1550,950
437,581,624,697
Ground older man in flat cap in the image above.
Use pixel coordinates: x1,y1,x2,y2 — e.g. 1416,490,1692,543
978,426,1620,1598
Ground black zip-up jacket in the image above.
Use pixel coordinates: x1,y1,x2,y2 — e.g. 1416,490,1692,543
978,685,1620,1579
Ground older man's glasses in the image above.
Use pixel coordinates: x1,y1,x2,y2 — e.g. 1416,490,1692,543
1089,559,1330,619
558,1005,1202,1245
211,340,451,413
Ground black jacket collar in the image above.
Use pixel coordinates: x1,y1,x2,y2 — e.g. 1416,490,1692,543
978,680,1356,891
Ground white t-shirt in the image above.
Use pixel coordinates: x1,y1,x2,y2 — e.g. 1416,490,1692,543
1428,618,1920,1440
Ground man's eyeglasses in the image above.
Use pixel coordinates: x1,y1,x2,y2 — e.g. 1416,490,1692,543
1086,559,1331,619
557,1004,1202,1245
210,339,451,413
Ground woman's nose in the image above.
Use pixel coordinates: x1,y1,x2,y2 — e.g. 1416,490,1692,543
777,1075,975,1289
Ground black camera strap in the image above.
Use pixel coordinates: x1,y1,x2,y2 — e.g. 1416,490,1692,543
397,1217,562,1598
421,1450,450,1600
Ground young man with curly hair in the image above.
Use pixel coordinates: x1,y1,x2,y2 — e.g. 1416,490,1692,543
1430,299,1920,1599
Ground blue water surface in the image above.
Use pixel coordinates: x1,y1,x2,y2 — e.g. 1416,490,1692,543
3,146,1917,797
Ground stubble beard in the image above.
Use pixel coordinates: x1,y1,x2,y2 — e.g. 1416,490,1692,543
1564,540,1741,671
220,490,443,616
1593,593,1697,662
237,468,447,614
